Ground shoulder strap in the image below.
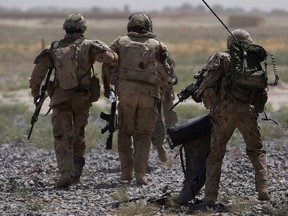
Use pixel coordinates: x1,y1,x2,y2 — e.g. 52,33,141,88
266,52,280,87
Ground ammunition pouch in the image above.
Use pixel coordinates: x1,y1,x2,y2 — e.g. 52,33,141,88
90,75,100,102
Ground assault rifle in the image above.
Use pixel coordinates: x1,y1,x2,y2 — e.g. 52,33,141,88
27,67,53,139
169,72,204,111
100,89,117,150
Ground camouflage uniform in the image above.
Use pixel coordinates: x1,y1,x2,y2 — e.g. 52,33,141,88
151,62,178,163
29,13,118,189
163,86,178,126
195,29,270,202
102,12,170,184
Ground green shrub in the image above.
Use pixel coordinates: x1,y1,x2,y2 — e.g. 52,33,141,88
273,105,288,125
174,103,208,122
264,204,288,216
0,103,31,144
0,103,111,150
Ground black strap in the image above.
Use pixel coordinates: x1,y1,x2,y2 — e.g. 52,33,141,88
174,144,187,177
261,110,278,125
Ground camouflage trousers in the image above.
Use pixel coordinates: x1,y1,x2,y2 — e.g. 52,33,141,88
151,113,166,148
162,87,178,128
117,94,158,175
51,93,91,177
204,112,268,201
151,89,178,148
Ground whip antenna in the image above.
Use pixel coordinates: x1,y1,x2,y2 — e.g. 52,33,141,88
202,0,237,41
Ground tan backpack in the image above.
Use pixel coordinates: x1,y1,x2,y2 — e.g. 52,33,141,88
118,37,159,85
51,38,84,90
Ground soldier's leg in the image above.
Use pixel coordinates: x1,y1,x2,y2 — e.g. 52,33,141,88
204,114,235,203
133,133,152,185
134,95,158,185
162,90,178,128
178,135,211,203
117,95,135,181
151,112,167,162
71,95,91,183
118,131,133,181
238,113,269,200
52,105,74,189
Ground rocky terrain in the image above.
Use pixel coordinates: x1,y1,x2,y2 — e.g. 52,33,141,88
0,138,287,216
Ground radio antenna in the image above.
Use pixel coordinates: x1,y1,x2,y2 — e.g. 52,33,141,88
202,0,237,41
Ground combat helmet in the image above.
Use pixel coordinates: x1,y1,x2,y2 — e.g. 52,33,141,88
63,13,87,33
227,29,253,49
127,12,153,33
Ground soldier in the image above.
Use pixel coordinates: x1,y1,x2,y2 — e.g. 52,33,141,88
193,29,270,204
102,12,171,185
162,76,178,129
29,13,118,189
151,71,178,163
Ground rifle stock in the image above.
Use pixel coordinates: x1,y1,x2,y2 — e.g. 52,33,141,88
27,68,53,139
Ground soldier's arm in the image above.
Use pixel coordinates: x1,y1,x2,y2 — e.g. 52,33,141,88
29,49,53,97
100,39,120,98
90,40,118,66
197,53,223,97
101,63,113,98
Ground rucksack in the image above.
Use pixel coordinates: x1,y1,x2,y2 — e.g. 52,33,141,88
230,40,268,90
118,36,160,85
229,40,279,102
51,38,84,90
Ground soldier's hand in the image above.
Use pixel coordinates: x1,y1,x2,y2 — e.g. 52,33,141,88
191,91,202,103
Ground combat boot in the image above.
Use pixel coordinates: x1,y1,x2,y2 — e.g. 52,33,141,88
120,169,133,182
201,197,216,207
178,182,194,203
135,172,148,185
73,156,85,184
119,153,133,182
156,145,168,162
258,185,270,201
55,172,72,189
255,169,270,201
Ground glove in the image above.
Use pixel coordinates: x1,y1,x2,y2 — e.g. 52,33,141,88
104,88,110,99
191,91,202,103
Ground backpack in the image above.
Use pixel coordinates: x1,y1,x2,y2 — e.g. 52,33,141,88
230,40,268,90
229,40,279,103
51,38,84,90
118,37,160,85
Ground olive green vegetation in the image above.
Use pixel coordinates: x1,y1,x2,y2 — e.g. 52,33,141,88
0,103,32,144
0,103,109,149
174,103,208,122
0,102,287,149
111,187,158,216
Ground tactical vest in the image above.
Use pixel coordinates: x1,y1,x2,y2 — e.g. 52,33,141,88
117,36,161,85
51,38,84,90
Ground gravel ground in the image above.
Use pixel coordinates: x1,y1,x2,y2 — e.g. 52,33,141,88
0,138,287,216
